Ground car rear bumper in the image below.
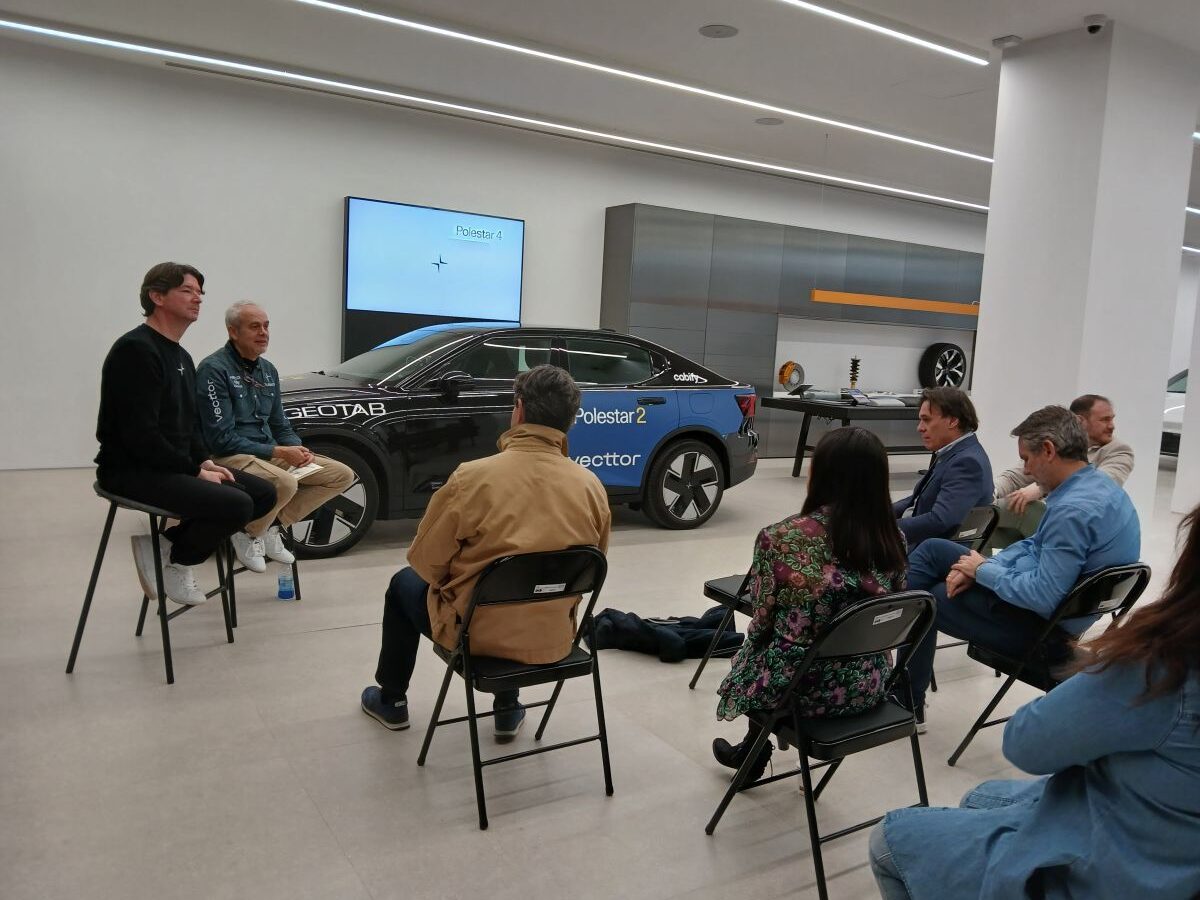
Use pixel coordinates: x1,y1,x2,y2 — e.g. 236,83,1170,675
725,428,758,487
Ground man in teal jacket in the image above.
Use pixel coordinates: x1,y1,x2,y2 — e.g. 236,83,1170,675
196,301,354,572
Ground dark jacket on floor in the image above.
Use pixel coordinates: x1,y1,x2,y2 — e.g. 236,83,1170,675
592,606,743,663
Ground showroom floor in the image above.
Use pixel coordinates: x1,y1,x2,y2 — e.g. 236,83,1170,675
0,454,1181,900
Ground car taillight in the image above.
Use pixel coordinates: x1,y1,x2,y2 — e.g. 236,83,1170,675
735,393,756,418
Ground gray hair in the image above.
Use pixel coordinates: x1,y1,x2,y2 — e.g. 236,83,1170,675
225,300,263,329
1010,405,1089,462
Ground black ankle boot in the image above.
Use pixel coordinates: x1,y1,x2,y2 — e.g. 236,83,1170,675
712,735,773,782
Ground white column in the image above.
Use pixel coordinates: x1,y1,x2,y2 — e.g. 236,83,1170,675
1171,256,1200,513
970,23,1199,523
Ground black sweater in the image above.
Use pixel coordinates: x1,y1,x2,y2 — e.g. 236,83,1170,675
95,324,208,475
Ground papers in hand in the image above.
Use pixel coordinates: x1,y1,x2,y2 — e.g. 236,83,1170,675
287,462,324,480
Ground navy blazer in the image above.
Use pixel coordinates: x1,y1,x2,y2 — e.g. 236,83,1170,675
893,432,993,549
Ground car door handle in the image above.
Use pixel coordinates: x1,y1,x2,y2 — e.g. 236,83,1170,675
638,397,666,405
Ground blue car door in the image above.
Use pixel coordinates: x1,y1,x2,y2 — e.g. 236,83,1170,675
561,335,677,490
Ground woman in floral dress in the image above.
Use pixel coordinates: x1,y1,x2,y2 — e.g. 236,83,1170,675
713,426,908,777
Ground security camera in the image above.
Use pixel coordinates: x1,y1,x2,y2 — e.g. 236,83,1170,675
1083,14,1109,34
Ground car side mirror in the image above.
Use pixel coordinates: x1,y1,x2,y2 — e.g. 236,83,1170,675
439,370,474,397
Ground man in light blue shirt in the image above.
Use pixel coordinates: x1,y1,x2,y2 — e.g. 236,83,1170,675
904,405,1140,724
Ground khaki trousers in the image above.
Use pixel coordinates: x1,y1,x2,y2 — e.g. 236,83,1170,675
215,453,356,537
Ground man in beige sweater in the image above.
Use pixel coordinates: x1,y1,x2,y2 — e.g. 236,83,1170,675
995,394,1133,514
361,365,611,740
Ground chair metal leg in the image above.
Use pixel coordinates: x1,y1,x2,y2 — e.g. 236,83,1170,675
947,672,1019,766
226,540,238,628
417,662,456,766
213,543,234,644
462,669,489,830
535,679,565,740
929,668,938,693
284,527,302,601
811,757,842,801
135,596,150,636
589,627,614,796
688,604,736,690
909,733,930,807
798,750,830,900
149,514,175,685
705,721,775,835
66,502,118,674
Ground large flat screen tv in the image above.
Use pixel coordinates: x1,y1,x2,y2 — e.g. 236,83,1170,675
342,196,525,359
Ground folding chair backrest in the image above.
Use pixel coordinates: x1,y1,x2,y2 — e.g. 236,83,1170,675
811,590,935,661
1055,563,1151,621
469,546,607,609
951,505,999,552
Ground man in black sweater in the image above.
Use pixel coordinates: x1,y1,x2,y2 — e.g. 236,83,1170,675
96,262,275,605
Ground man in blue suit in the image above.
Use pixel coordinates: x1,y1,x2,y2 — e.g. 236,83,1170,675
893,387,993,549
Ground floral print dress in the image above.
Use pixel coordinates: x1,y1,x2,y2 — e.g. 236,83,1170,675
716,507,905,721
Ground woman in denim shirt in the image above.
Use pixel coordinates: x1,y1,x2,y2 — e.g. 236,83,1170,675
870,506,1200,899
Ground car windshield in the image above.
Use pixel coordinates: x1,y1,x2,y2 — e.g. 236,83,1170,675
1168,370,1188,393
329,322,518,383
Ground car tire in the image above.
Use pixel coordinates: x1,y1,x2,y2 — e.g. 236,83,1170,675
918,342,967,388
643,439,724,530
290,444,380,559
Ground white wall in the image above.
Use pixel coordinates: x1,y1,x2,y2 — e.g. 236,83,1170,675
1170,254,1200,375
0,38,985,470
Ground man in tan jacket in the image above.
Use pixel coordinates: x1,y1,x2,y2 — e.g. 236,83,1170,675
995,393,1134,514
361,364,611,740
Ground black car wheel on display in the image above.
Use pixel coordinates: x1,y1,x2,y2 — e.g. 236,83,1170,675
643,439,724,529
918,342,967,388
290,444,379,559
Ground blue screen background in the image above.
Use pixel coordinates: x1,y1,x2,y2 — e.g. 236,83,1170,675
345,198,524,318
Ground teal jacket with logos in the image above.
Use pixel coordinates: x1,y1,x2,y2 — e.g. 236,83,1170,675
195,342,301,459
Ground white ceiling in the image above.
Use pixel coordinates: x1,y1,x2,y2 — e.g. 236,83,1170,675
3,0,1199,242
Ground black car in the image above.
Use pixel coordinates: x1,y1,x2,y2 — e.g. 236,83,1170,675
279,322,759,557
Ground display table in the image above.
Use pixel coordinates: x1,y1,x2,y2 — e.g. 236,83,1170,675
762,396,924,477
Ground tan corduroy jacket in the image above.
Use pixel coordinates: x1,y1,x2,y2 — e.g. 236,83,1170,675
407,423,612,664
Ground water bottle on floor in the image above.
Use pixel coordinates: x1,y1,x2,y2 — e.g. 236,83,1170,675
277,563,295,600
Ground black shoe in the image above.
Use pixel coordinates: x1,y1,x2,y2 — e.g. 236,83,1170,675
361,686,410,730
493,701,526,743
712,735,773,783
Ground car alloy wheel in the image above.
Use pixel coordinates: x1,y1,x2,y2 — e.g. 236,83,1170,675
918,342,967,389
290,445,379,558
644,439,724,529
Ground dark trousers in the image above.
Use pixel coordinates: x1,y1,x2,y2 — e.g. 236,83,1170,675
905,538,1059,709
376,567,517,708
98,468,276,566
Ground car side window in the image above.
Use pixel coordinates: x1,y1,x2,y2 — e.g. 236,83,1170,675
1168,370,1188,393
564,337,654,386
454,337,553,381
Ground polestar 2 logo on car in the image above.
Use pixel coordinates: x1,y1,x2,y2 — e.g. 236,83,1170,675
277,322,758,558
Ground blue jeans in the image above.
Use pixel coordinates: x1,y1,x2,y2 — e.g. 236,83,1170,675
869,822,912,900
375,566,517,708
904,539,1058,710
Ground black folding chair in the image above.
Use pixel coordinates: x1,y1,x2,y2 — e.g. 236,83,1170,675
705,590,935,900
930,504,1000,693
947,562,1151,766
687,571,752,690
416,546,612,830
66,483,237,685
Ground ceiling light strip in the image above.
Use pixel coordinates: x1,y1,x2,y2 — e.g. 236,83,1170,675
1188,207,1200,216
0,17,988,210
772,0,989,65
290,0,993,163
5,15,1198,252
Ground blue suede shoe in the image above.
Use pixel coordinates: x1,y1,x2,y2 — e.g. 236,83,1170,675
493,700,526,743
361,686,410,730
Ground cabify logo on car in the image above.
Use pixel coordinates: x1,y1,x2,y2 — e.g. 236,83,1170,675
673,372,708,384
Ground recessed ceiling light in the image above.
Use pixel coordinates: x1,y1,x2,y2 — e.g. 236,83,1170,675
699,24,739,39
755,117,784,125
991,35,1023,49
772,0,990,65
290,0,991,162
1194,132,1200,140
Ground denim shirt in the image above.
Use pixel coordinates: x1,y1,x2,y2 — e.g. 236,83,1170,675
195,342,300,459
882,664,1200,899
975,465,1140,632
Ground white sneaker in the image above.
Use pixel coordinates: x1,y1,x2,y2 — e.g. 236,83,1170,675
262,526,296,565
130,534,206,605
231,531,267,573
